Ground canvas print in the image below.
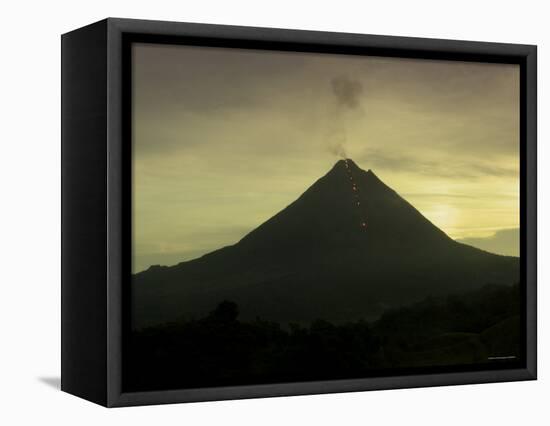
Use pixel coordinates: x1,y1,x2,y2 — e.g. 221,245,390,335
127,43,521,391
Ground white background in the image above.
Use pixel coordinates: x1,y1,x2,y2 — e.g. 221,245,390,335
0,0,547,424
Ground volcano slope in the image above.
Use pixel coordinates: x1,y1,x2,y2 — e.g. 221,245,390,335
132,159,519,329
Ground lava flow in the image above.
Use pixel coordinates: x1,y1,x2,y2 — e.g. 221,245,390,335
344,159,368,229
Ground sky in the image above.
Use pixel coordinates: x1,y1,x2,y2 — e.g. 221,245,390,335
132,43,520,273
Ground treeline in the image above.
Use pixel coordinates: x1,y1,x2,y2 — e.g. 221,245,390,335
126,284,521,391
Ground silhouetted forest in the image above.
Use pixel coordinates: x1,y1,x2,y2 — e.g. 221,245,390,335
126,283,521,391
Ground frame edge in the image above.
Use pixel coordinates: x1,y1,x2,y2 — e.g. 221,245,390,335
61,19,110,407
102,17,538,407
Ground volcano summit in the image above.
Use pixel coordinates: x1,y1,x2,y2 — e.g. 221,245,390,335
132,159,519,329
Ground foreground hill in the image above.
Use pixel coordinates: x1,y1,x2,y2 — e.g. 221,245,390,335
127,284,521,391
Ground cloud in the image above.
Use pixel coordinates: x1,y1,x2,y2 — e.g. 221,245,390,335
457,228,519,257
358,148,517,179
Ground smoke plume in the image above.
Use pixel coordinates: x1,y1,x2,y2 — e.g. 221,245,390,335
331,76,364,110
327,76,364,159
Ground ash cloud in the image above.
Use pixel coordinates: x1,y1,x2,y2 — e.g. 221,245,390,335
331,76,364,110
327,76,365,159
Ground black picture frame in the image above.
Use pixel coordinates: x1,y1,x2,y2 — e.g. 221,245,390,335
61,17,537,407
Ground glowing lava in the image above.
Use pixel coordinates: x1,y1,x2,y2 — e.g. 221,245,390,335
344,159,368,229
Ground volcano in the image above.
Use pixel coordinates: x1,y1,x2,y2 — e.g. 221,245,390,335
132,159,519,329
